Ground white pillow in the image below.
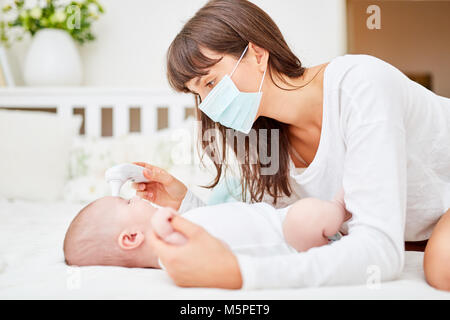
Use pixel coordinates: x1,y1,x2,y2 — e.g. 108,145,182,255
0,109,82,202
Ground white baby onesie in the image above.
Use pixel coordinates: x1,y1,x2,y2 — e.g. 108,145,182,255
182,202,297,256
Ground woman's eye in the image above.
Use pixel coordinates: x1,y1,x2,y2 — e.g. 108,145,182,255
206,80,216,88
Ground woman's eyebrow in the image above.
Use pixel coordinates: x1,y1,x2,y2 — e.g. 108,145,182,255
187,76,203,95
195,76,203,86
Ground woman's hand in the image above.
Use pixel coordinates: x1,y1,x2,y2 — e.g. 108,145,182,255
149,215,243,289
131,162,187,210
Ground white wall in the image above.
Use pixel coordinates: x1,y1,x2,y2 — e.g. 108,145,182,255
5,0,347,88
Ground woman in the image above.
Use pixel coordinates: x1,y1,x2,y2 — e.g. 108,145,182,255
133,0,450,290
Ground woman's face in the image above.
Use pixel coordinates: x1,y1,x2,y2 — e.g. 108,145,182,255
185,46,266,103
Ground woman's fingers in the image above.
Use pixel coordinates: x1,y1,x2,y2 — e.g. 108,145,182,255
133,162,173,185
149,229,176,257
134,182,154,198
137,186,157,200
133,162,156,170
131,182,146,191
148,215,202,250
132,162,187,209
136,190,154,201
142,167,173,185
149,230,170,250
170,215,204,238
148,218,243,289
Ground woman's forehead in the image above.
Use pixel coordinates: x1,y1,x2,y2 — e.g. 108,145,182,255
185,49,234,92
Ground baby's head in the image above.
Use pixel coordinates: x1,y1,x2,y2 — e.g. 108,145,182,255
64,196,159,268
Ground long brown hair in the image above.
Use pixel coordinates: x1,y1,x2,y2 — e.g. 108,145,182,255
166,0,306,204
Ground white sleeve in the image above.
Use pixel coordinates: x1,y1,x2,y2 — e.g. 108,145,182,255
235,63,408,289
178,189,206,214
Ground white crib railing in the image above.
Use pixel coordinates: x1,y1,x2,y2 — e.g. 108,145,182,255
0,87,196,137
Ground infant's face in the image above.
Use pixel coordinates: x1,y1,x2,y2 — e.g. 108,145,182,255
102,196,157,227
64,195,161,268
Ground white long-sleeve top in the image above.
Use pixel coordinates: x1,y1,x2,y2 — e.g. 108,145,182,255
179,54,450,290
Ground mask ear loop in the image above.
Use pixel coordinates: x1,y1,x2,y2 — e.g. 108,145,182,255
230,45,249,78
258,68,267,93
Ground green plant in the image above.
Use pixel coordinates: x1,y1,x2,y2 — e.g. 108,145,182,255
0,0,104,46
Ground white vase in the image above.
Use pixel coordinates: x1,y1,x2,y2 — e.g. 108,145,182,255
24,29,83,86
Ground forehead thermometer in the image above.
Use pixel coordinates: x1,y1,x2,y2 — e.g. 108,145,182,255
105,163,150,196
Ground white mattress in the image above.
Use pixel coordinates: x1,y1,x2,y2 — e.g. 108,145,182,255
0,198,449,300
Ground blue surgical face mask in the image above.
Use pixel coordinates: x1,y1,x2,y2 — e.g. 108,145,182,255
198,45,267,134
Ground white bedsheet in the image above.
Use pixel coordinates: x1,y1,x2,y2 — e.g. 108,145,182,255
0,198,449,300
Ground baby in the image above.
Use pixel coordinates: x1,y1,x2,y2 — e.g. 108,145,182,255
63,189,351,268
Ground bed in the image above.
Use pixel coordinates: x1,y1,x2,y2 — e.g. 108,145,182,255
0,87,449,299
1,197,449,299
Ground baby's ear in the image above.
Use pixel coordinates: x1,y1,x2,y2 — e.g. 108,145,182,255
118,230,145,250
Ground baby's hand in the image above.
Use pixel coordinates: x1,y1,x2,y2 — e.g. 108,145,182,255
151,207,187,245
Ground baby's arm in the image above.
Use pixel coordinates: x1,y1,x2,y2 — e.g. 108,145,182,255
282,190,349,252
